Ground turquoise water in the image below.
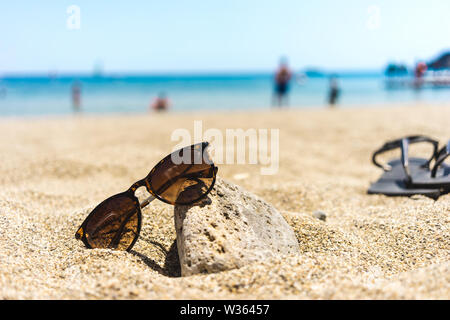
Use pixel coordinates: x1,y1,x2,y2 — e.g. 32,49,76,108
0,73,449,116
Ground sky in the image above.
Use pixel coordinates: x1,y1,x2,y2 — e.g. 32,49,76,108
1,0,449,74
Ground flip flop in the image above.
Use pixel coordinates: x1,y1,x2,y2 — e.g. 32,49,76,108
410,141,450,190
368,135,442,199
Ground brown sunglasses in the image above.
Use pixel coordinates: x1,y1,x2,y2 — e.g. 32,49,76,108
75,142,218,251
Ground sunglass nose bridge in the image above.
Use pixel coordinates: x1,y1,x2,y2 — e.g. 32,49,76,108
128,178,148,193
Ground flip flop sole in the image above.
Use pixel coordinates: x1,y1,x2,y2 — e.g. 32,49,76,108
367,157,441,199
368,181,441,198
410,164,450,189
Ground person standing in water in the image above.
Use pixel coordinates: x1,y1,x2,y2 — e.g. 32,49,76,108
328,75,340,106
150,92,170,112
273,58,292,107
413,61,427,89
71,81,81,112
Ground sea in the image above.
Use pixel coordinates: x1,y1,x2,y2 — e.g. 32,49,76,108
0,72,449,116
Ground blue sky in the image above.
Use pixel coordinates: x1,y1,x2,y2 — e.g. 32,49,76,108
1,0,449,73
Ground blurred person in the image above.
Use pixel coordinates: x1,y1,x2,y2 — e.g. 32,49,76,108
273,58,292,107
415,61,427,78
413,61,427,89
328,75,340,106
151,92,170,112
71,81,81,112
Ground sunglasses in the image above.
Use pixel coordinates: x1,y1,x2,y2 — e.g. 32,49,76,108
75,142,218,251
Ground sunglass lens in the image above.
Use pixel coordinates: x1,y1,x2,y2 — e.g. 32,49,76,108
83,195,140,251
149,143,216,205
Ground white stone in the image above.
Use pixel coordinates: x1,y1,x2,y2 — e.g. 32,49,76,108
174,177,299,276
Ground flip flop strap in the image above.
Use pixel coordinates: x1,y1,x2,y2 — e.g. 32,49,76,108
372,135,439,172
400,138,411,182
431,141,450,178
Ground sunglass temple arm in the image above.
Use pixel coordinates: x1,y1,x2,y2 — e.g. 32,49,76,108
140,195,156,209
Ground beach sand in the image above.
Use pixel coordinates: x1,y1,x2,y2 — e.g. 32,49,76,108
0,104,449,299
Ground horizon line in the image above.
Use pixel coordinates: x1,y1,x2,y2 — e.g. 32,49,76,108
1,68,384,78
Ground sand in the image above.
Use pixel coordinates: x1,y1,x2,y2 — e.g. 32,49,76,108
0,103,449,299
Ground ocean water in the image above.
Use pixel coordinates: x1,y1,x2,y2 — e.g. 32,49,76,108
0,73,449,116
